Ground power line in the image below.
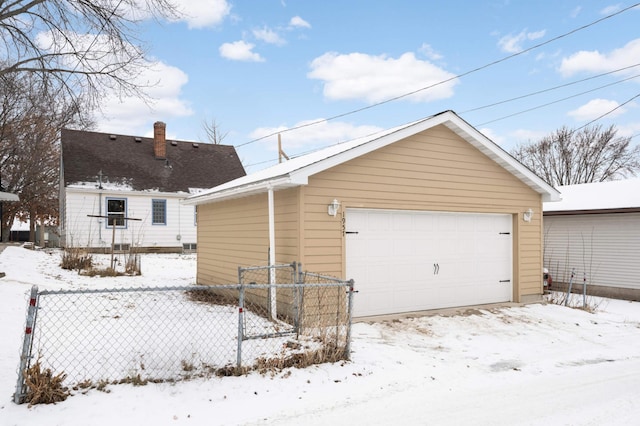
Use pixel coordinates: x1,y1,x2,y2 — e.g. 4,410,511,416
574,92,640,131
245,70,640,169
475,73,640,126
462,63,640,114
236,2,640,149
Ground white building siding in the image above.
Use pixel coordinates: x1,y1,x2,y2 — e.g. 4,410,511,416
62,189,197,250
544,213,640,290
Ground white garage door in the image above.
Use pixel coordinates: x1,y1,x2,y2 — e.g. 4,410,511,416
346,209,513,317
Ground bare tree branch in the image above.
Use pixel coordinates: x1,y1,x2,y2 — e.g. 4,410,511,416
0,0,181,108
201,118,228,145
511,125,640,187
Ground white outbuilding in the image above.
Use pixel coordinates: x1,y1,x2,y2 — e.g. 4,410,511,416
543,178,640,300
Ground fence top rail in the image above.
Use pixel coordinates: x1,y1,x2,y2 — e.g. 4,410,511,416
303,272,355,284
238,263,296,273
36,281,355,296
38,284,241,296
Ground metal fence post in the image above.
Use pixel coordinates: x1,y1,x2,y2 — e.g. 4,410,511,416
14,285,39,404
292,262,300,336
236,283,245,371
583,271,587,308
345,279,355,360
564,268,575,306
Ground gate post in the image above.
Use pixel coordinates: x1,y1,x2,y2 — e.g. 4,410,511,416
236,282,245,370
14,285,39,404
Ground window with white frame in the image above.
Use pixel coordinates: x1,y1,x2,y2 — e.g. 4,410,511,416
152,199,167,225
107,198,126,228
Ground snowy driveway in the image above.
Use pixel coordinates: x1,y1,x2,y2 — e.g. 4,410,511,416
1,246,639,425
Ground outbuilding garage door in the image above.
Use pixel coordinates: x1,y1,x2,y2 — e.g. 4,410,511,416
346,209,513,317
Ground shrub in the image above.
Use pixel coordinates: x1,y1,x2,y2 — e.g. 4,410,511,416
24,359,69,405
60,248,93,272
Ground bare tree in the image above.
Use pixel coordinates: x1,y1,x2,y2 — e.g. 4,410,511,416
511,125,640,186
0,72,92,242
201,118,228,144
0,0,180,107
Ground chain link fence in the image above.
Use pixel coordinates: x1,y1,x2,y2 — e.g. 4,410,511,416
13,263,355,404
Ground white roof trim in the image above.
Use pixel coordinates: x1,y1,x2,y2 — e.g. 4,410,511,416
185,110,561,206
0,191,19,202
544,178,640,212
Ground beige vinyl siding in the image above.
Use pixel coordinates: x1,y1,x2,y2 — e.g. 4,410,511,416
197,188,300,285
544,213,640,290
301,125,543,301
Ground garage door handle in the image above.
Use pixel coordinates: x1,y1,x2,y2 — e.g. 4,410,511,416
499,279,511,283
345,231,359,235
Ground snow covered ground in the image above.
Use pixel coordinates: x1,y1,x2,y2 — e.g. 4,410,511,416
1,245,639,425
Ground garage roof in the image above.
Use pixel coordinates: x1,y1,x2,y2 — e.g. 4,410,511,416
544,178,640,214
184,110,561,206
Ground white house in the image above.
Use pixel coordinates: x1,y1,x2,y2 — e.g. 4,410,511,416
543,178,640,300
59,122,245,253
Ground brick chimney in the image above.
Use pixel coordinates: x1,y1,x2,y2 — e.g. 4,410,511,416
153,121,166,159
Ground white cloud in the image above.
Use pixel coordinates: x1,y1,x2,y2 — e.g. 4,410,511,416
249,119,384,151
96,61,193,136
478,128,505,145
419,43,443,61
510,129,548,144
600,4,622,15
171,0,231,29
308,52,458,104
570,6,582,18
219,41,265,62
289,16,311,29
497,29,546,53
559,38,640,77
253,27,286,45
567,99,625,121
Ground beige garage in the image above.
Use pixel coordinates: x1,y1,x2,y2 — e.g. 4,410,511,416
184,110,560,317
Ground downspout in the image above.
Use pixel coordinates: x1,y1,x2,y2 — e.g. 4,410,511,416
268,185,277,319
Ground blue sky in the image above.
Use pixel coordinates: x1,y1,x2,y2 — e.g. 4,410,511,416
94,1,640,172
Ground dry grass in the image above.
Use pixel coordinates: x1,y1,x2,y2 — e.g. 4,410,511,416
60,248,93,272
24,360,70,405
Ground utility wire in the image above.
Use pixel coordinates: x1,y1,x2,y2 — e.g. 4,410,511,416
574,92,640,131
462,63,640,114
236,2,640,149
476,73,640,126
245,70,640,169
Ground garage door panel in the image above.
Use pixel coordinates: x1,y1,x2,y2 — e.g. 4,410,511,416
347,209,512,317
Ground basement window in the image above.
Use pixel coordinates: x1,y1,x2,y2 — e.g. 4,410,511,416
182,243,197,252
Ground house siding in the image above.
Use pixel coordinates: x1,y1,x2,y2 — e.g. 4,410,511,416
196,124,545,303
196,188,300,285
300,125,543,301
544,213,640,293
62,188,196,251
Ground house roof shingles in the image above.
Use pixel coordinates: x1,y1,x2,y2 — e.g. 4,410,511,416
61,128,246,193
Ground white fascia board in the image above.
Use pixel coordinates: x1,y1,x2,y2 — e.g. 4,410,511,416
65,186,190,199
0,191,19,201
182,176,300,206
443,118,561,203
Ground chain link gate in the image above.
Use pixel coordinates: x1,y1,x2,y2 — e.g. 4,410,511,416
14,264,355,404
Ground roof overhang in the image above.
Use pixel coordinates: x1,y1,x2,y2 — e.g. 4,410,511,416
0,191,19,202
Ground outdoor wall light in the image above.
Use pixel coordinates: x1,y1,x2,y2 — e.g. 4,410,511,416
523,208,534,222
327,199,341,217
